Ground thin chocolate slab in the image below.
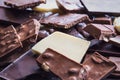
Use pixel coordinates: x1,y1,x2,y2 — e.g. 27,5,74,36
0,50,39,80
37,48,87,80
0,7,43,24
40,13,89,29
109,35,120,47
80,0,120,15
4,0,46,9
83,23,116,41
83,52,116,80
56,0,84,13
0,25,22,58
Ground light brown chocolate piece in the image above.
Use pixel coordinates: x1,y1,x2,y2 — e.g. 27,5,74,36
0,25,22,57
83,23,116,41
83,52,116,80
56,0,84,13
40,13,89,29
37,48,87,80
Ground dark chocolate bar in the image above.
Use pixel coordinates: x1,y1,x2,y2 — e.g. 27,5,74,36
83,23,116,41
83,52,116,80
4,0,46,9
0,7,43,24
56,0,84,13
37,48,87,80
40,13,89,29
92,17,112,25
109,35,120,47
0,25,22,58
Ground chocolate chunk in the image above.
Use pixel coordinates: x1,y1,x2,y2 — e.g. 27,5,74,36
92,17,112,25
0,7,43,24
83,52,116,80
37,48,87,80
83,23,116,41
0,25,22,58
56,0,84,13
109,35,120,47
80,0,120,16
40,13,89,29
4,0,46,9
0,50,39,80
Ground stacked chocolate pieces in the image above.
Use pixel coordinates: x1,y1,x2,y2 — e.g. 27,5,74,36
0,0,120,80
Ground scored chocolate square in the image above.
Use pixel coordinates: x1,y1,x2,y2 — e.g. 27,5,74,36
40,13,90,29
4,0,46,9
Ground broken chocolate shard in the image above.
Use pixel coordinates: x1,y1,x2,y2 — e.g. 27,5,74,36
0,7,43,24
83,52,116,80
109,35,120,47
4,0,46,9
83,23,116,41
0,25,22,58
56,0,84,13
37,48,87,80
40,13,89,29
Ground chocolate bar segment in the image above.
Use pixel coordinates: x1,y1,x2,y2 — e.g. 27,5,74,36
83,23,116,41
37,48,87,80
0,25,22,58
109,35,120,47
0,7,43,24
40,13,89,29
4,0,46,9
56,0,84,13
83,52,116,80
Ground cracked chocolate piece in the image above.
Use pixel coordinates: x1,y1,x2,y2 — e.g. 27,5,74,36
109,35,120,47
37,48,87,80
4,0,46,9
56,0,84,13
0,25,22,58
0,7,43,24
40,13,89,29
83,23,116,41
83,52,116,80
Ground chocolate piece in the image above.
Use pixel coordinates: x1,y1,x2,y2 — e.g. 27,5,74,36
56,0,84,13
40,13,89,29
0,19,40,58
92,17,112,25
4,0,46,9
109,57,120,75
37,48,87,80
83,23,116,41
0,50,39,80
83,52,116,80
0,25,22,58
0,7,43,24
80,0,120,16
109,35,120,47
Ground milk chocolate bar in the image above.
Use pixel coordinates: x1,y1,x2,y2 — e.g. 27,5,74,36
0,7,43,24
0,25,22,58
40,13,89,29
83,52,116,80
109,35,120,47
37,48,87,80
4,0,46,9
83,23,116,41
92,17,112,25
56,0,84,13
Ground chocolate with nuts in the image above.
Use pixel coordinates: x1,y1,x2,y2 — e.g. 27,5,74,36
37,48,87,80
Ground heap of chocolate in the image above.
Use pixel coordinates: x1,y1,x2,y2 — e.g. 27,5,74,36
0,0,120,80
